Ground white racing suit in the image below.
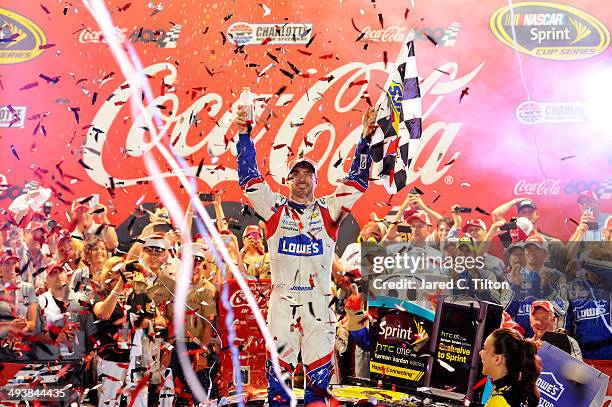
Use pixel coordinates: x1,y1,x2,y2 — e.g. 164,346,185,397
237,132,371,406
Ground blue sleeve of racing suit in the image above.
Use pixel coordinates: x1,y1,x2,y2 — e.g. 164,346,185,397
345,137,372,191
237,132,262,187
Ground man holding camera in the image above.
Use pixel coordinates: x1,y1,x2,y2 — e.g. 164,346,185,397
233,104,376,406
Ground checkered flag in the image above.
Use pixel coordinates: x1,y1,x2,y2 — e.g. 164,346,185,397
370,30,422,194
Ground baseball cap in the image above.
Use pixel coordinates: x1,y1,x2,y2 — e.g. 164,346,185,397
243,224,263,239
524,235,548,251
142,235,170,251
1,253,20,264
506,241,525,254
404,209,432,226
530,300,554,316
461,219,487,234
288,157,318,177
577,190,598,204
25,221,46,233
178,242,209,259
456,236,477,251
517,199,537,213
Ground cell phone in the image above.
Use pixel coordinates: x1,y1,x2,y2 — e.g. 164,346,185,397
499,222,518,231
397,225,413,234
454,206,472,213
153,223,173,233
90,194,100,209
43,202,53,216
587,221,599,231
220,234,233,244
199,193,214,202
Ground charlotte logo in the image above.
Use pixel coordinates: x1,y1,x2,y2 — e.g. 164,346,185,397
227,22,312,46
0,105,26,128
0,8,46,64
490,2,610,60
536,372,565,401
516,101,587,124
278,235,323,256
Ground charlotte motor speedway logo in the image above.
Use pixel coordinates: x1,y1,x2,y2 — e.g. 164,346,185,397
0,8,47,64
227,22,312,45
516,101,587,124
490,2,610,60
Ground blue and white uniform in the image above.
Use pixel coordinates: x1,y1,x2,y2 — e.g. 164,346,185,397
237,132,371,406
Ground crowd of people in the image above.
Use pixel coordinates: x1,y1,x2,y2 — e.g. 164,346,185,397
0,173,610,405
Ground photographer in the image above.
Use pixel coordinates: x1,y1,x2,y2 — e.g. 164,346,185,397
70,198,118,253
492,198,566,274
567,191,610,261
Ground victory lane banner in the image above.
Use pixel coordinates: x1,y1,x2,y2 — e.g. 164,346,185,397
368,297,434,388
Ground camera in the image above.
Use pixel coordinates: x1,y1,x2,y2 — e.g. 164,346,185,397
499,222,517,231
397,225,413,234
199,193,215,202
453,206,472,213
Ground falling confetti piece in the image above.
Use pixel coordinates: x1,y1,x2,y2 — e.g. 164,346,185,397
19,81,38,90
0,33,19,43
40,3,51,14
259,3,271,16
560,155,576,161
459,87,470,103
378,13,384,28
39,43,55,49
10,145,20,160
39,73,60,84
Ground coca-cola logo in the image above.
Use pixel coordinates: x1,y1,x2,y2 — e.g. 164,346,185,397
360,24,460,47
513,179,561,196
229,287,271,309
79,26,128,44
82,59,484,190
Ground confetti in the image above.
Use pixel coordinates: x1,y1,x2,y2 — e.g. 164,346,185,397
459,87,470,103
475,207,490,216
378,13,384,28
259,3,271,16
425,33,438,46
9,145,20,160
305,33,316,48
39,73,60,84
560,155,576,161
0,33,19,43
40,3,51,14
19,81,38,90
39,43,56,49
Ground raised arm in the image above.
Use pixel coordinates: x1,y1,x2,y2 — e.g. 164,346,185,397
491,197,526,223
235,107,280,221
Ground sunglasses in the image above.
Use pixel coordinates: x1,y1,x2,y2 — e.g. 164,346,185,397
144,246,166,253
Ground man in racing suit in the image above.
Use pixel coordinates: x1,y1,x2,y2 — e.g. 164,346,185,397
234,105,376,406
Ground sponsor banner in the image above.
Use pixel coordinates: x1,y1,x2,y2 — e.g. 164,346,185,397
513,178,561,196
516,101,587,124
78,26,129,44
218,279,271,393
536,344,609,406
490,2,610,60
0,105,26,128
0,8,46,64
360,24,460,46
227,22,312,45
369,303,433,388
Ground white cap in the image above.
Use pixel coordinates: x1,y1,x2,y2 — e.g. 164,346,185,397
142,234,170,250
178,242,210,259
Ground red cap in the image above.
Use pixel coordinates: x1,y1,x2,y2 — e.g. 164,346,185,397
461,219,487,234
531,300,553,315
242,224,263,239
577,190,598,203
404,210,432,226
501,311,525,335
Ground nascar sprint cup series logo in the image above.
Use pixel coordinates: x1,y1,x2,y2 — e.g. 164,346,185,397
227,22,312,46
490,2,610,60
0,8,47,64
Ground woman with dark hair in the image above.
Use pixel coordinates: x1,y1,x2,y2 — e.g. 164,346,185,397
479,328,542,407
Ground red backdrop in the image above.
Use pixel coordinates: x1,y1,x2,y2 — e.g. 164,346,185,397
1,0,611,238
